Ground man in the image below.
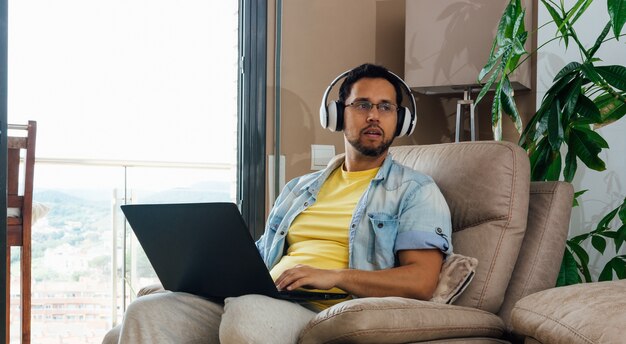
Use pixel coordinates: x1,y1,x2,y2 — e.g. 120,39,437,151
104,63,452,344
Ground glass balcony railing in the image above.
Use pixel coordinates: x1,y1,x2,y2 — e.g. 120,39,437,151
9,158,236,344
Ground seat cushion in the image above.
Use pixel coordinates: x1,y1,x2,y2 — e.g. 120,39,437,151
390,142,530,312
298,297,505,344
511,280,626,344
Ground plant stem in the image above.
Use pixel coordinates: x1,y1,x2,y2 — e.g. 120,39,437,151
602,33,626,44
508,34,569,74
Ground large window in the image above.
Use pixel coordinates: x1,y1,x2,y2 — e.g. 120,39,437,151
3,1,267,342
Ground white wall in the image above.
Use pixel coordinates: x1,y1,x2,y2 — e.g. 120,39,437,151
537,1,626,278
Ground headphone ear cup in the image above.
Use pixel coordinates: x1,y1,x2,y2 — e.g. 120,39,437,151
396,107,415,137
395,107,407,137
319,102,329,129
335,102,344,131
326,101,344,131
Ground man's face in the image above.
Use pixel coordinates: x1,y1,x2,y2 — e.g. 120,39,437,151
343,77,397,157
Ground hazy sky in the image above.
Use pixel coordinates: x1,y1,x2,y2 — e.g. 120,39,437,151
8,0,239,165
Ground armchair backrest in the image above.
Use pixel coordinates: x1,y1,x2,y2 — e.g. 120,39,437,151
390,141,530,313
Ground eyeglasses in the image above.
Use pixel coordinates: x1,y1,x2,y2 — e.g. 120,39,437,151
345,100,398,115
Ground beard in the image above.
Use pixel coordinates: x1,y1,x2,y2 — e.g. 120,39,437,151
347,126,395,157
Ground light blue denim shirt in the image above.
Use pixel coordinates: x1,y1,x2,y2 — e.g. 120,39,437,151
255,153,452,272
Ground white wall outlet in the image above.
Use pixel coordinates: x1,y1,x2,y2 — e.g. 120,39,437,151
311,144,335,170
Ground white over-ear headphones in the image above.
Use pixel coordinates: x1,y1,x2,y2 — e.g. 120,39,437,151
319,68,417,137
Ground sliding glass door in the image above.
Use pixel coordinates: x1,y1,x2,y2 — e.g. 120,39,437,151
3,0,267,342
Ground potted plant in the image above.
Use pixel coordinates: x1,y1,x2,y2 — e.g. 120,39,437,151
475,0,626,285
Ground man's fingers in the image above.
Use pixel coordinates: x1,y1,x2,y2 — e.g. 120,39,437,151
275,266,311,290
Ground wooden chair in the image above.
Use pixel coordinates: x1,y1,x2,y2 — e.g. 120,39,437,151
6,121,36,344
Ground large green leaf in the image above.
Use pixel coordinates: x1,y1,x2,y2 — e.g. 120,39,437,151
599,259,616,281
574,94,602,124
500,77,523,133
513,0,525,32
554,62,582,81
548,99,564,150
601,97,626,123
509,10,527,59
497,1,515,44
563,77,583,122
571,125,609,149
581,63,603,84
556,248,582,286
570,231,591,245
608,0,626,39
568,127,607,171
519,104,546,148
511,31,528,57
595,65,626,91
542,0,569,46
598,256,626,281
478,46,506,81
589,22,612,57
594,91,626,123
572,189,588,207
597,204,621,231
546,71,577,96
619,198,626,222
533,109,550,142
563,148,577,182
601,231,619,239
594,92,619,109
545,150,562,181
616,224,626,251
563,0,593,29
570,0,595,25
476,46,512,106
615,256,626,279
568,241,592,282
591,235,607,254
530,138,551,181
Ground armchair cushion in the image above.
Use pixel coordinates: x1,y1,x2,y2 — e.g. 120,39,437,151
431,253,478,304
298,297,505,344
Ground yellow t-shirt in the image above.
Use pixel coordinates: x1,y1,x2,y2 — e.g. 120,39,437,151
270,165,379,310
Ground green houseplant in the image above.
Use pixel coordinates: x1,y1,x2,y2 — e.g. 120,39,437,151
475,0,626,285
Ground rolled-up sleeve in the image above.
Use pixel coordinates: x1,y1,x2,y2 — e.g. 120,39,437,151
394,182,452,256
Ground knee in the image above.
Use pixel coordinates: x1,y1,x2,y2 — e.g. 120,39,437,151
123,293,168,324
219,295,315,344
220,295,268,343
101,324,121,344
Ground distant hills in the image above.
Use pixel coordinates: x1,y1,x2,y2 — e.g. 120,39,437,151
26,180,233,280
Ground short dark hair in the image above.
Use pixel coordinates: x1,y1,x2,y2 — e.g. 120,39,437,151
338,63,403,106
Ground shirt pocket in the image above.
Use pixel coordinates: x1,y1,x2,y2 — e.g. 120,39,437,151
259,216,284,257
367,212,399,269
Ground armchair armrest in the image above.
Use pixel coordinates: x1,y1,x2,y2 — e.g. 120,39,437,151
298,297,505,344
510,280,626,343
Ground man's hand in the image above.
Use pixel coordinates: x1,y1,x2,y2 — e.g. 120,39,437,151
275,265,340,291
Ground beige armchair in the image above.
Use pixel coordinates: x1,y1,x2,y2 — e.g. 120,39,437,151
108,141,590,343
294,141,575,343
